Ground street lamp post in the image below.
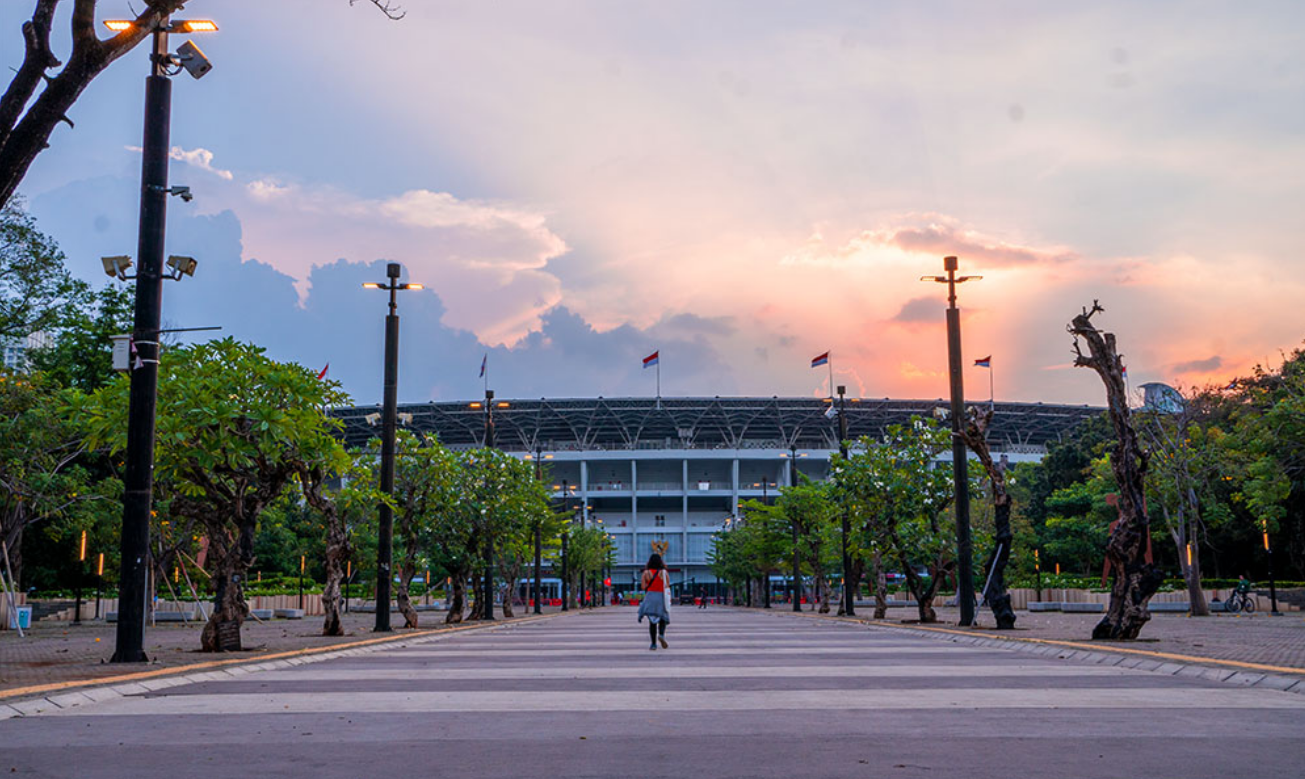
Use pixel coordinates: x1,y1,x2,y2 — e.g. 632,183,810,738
73,530,87,625
785,445,805,612
482,389,498,621
836,385,855,617
530,446,552,615
760,478,772,609
364,262,422,632
923,255,981,627
110,15,216,663
560,479,570,612
1264,523,1280,616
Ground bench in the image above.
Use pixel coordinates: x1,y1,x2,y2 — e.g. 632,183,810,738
105,610,201,623
273,608,304,619
1061,602,1105,613
249,609,275,620
1028,601,1062,612
1148,602,1191,613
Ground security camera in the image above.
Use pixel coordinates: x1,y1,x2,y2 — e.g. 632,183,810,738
175,40,212,79
171,186,193,203
101,255,133,279
166,255,198,278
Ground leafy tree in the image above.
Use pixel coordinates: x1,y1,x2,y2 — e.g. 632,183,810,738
0,199,84,341
77,338,348,651
837,417,966,623
29,283,133,391
0,369,102,586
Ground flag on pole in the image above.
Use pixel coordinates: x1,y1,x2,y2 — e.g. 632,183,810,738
1121,364,1128,379
642,351,659,369
974,356,991,368
479,354,487,378
811,351,829,368
316,363,329,380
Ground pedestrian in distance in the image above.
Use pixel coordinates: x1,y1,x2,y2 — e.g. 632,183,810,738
698,587,708,609
637,553,671,650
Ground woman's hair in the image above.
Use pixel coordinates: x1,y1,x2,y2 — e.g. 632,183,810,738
646,553,665,571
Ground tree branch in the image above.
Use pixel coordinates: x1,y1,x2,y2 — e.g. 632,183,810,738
0,0,61,151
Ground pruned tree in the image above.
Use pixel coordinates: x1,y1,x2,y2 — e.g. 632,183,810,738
1069,302,1165,639
958,406,1017,629
78,338,349,651
1,0,402,208
297,454,376,637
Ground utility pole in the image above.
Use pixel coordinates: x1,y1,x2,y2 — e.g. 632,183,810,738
364,262,421,632
923,256,981,626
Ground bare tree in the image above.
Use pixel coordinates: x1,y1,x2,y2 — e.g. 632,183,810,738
1070,302,1165,639
958,406,1017,629
1,0,401,208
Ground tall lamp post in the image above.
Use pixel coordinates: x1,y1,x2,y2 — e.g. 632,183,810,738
481,390,503,621
559,479,570,611
835,385,855,617
529,446,553,614
108,15,217,663
1264,521,1280,616
363,262,422,632
922,255,981,627
783,446,807,612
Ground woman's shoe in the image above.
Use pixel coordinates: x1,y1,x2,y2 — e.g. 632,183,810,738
649,642,657,650
659,636,669,649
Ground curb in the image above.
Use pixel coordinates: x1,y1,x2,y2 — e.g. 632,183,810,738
0,612,562,719
768,610,1305,695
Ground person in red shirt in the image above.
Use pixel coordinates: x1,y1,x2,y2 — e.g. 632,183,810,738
637,553,671,650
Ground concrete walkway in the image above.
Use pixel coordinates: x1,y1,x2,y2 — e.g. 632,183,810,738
3,608,1303,777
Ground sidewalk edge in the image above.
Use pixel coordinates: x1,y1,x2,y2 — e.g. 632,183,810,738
767,609,1305,695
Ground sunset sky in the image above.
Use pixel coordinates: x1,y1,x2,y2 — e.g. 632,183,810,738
7,1,1303,406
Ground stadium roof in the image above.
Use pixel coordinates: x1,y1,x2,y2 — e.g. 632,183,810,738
333,397,1102,453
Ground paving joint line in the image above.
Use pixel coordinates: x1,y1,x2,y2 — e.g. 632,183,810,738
764,609,1305,696
0,612,564,719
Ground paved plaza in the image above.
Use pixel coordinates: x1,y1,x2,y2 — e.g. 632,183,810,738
3,608,1304,778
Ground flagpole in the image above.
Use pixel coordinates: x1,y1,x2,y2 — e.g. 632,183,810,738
990,359,995,411
656,359,661,407
827,356,834,400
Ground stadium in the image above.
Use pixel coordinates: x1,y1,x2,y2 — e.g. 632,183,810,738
334,396,1101,598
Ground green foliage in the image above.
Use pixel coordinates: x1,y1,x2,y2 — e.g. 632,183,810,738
28,284,134,392
0,199,84,341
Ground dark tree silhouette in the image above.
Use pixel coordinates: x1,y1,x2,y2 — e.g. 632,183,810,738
1070,302,1165,639
0,0,401,208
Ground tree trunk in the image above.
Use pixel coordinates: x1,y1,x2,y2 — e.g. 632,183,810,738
898,556,936,623
467,570,484,621
960,408,1017,629
444,573,465,624
201,528,255,652
4,525,23,590
320,521,348,636
872,549,888,619
1071,302,1165,639
395,570,419,629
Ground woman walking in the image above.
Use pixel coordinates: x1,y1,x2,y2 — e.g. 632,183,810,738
637,553,671,650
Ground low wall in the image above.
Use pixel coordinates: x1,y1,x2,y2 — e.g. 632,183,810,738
879,587,1294,612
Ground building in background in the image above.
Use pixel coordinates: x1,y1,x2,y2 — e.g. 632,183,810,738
335,397,1101,595
1,331,50,371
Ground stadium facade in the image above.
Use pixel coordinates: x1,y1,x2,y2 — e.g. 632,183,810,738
335,396,1101,597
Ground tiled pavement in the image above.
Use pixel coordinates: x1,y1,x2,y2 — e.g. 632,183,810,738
2,608,1303,778
0,610,535,695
